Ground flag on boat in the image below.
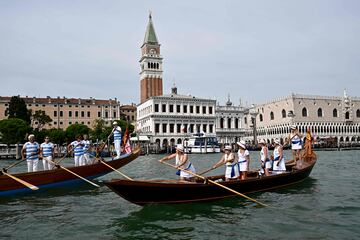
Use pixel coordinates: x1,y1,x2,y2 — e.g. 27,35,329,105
122,126,132,154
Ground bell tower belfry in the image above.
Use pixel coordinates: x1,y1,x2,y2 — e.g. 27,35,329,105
139,13,163,103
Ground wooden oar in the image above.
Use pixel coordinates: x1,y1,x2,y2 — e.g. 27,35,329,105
96,129,115,157
199,166,219,175
3,159,26,172
1,170,39,190
98,159,133,180
43,158,100,188
159,160,269,207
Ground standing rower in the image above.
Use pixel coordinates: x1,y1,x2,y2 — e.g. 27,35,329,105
160,144,196,182
68,135,85,166
112,121,122,159
22,134,40,172
287,125,303,164
272,139,286,174
212,145,239,181
259,139,271,176
40,136,54,170
82,134,91,165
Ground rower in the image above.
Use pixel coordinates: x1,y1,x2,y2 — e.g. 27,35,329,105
259,139,271,176
21,134,40,172
40,136,55,170
68,135,85,166
112,121,122,159
287,125,303,164
82,134,92,165
212,145,239,181
271,138,286,174
160,144,196,182
236,140,250,180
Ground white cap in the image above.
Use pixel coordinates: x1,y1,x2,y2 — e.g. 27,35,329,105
290,125,297,130
259,139,267,145
28,134,35,140
175,144,184,152
113,121,118,125
274,138,281,146
224,145,232,151
236,140,246,149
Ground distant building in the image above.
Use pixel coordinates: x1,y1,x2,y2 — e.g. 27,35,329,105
242,91,360,145
120,103,137,123
215,95,246,144
0,96,121,129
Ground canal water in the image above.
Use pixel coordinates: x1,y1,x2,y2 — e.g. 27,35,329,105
0,150,359,239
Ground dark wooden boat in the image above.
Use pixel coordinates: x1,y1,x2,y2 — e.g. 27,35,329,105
0,147,140,196
104,159,316,205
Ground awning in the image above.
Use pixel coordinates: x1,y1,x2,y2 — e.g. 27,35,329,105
130,136,150,142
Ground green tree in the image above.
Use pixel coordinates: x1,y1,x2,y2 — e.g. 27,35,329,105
48,128,66,145
31,110,52,130
0,118,31,144
65,123,90,141
6,96,31,124
90,119,112,142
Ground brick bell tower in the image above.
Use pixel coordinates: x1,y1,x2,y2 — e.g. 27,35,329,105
140,13,163,103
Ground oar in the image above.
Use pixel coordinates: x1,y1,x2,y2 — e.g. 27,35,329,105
159,160,269,207
43,158,100,188
199,165,220,175
52,151,69,169
96,129,115,157
88,152,133,180
3,158,26,172
98,159,133,180
1,170,39,190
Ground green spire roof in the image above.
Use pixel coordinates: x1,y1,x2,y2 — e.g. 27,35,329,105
143,13,159,44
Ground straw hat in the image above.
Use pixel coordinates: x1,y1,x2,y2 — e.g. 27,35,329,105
274,138,281,146
224,145,232,151
113,121,118,125
290,125,297,130
236,140,246,149
28,134,35,140
175,144,184,152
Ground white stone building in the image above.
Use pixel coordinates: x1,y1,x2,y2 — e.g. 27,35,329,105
242,91,360,146
137,86,217,148
215,96,246,144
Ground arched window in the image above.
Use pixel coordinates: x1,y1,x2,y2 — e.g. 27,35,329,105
317,108,323,117
345,112,350,119
235,118,239,128
220,118,224,129
244,117,247,125
357,109,360,118
270,112,274,120
259,114,263,122
157,63,159,69
282,109,286,118
302,107,308,117
148,62,150,68
227,118,232,129
333,108,338,117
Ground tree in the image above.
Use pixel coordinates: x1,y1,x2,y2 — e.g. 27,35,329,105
65,123,90,142
90,119,112,142
32,110,52,130
0,118,31,144
48,128,66,145
6,96,31,124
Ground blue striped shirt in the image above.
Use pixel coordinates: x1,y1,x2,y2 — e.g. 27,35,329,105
23,142,39,160
41,142,54,157
113,127,122,141
83,140,90,153
71,141,84,156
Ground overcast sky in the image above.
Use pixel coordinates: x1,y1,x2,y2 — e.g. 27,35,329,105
1,0,359,106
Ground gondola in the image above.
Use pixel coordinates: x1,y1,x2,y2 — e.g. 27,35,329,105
104,159,316,205
0,147,140,196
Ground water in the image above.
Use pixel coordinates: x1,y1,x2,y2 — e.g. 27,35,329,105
1,150,359,239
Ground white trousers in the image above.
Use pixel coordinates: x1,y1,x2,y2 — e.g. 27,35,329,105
27,160,38,172
83,153,91,165
114,140,122,157
42,156,53,170
74,155,85,166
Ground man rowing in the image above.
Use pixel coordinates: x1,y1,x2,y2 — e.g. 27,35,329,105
40,136,55,170
112,121,122,159
21,134,40,172
212,145,239,181
68,135,85,166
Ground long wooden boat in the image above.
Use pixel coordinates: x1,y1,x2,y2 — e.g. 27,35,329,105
104,159,316,205
0,147,140,196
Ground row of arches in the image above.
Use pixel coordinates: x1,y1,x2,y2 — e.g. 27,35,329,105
148,62,160,69
219,117,240,129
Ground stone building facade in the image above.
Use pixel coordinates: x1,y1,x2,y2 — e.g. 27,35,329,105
242,91,360,145
0,96,121,129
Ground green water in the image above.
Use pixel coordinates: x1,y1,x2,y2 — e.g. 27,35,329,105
0,150,359,239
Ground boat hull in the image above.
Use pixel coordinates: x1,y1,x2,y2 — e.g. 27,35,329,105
104,160,316,205
0,148,140,196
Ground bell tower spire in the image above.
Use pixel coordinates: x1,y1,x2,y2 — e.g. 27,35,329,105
139,13,163,103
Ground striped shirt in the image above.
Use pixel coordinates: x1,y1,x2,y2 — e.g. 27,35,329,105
40,142,54,157
71,141,84,156
23,142,39,160
83,140,90,153
113,126,122,141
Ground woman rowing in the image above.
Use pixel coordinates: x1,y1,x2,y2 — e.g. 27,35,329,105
271,138,286,174
259,139,271,176
212,145,239,181
160,144,196,182
237,140,250,180
287,125,302,164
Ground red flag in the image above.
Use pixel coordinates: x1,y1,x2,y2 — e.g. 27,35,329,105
122,127,131,153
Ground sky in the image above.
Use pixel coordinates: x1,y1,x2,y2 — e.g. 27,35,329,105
1,0,360,106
